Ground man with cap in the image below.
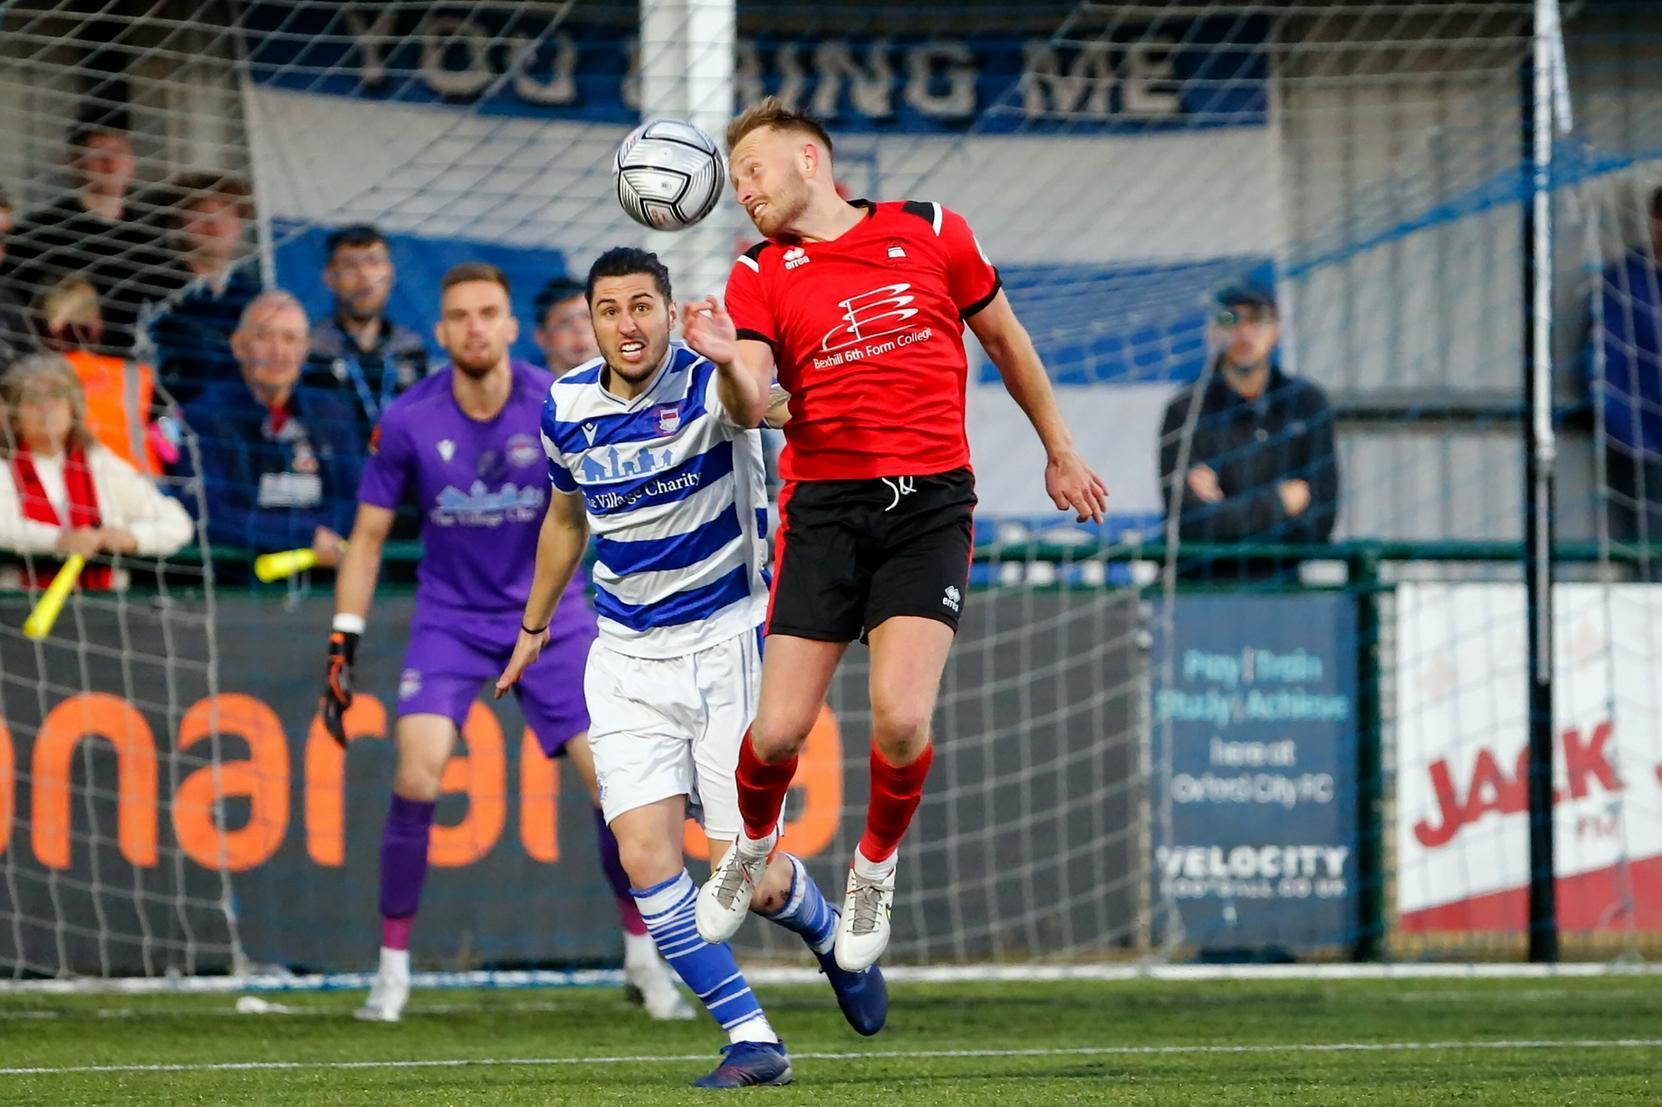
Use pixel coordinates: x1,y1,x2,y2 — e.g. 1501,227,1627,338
1158,282,1338,576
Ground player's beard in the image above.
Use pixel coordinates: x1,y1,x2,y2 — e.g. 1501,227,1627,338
451,347,503,378
606,331,669,385
754,179,811,239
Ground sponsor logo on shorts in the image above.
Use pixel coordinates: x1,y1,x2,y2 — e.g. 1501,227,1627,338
942,585,961,613
399,668,423,701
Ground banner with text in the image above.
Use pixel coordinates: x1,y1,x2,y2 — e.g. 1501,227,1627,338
1394,583,1662,933
1150,593,1359,953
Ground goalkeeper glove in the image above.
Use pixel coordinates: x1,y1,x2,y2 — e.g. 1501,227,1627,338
321,629,359,746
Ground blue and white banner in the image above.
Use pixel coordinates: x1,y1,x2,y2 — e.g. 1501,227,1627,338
239,3,1284,530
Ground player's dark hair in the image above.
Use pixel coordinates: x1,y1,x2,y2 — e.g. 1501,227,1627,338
725,95,834,158
440,262,512,297
324,223,389,264
533,275,587,326
1650,184,1662,219
585,247,672,304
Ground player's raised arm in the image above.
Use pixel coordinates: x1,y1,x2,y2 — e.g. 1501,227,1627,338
967,290,1109,524
320,501,396,744
496,488,588,697
682,295,770,427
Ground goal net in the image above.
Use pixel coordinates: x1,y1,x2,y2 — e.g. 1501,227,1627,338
0,0,1655,983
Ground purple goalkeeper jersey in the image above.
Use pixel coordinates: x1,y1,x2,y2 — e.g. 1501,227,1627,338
358,359,589,624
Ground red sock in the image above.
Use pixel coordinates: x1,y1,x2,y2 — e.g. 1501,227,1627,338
381,916,413,952
736,727,797,841
859,744,934,864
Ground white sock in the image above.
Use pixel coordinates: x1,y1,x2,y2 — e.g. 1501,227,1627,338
622,930,657,968
727,1013,781,1045
852,845,897,882
736,824,777,860
378,946,410,979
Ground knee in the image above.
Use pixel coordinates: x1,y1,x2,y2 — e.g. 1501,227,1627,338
616,834,678,890
391,760,444,802
749,709,813,763
869,690,932,760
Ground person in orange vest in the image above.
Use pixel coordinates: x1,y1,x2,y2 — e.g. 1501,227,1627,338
34,275,178,476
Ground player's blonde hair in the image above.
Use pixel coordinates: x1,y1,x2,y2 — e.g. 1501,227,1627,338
725,96,835,158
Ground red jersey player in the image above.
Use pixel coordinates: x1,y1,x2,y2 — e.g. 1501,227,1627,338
693,98,1109,970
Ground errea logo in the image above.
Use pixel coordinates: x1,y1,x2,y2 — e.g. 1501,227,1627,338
784,246,810,270
942,585,962,612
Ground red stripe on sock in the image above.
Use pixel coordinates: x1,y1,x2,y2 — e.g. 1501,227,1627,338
736,727,796,842
859,743,934,864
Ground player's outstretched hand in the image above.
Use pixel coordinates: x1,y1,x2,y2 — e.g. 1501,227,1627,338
320,628,359,746
681,295,737,365
1046,448,1110,524
495,626,550,699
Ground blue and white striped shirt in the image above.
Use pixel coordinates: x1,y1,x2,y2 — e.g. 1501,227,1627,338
541,343,769,658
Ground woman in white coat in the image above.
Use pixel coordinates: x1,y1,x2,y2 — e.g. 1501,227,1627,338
0,352,193,590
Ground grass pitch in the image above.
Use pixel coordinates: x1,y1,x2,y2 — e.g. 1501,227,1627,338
0,975,1656,1105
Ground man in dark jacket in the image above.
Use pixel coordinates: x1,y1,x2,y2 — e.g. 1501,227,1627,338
182,291,361,565
304,224,428,435
2,124,173,355
1159,283,1338,577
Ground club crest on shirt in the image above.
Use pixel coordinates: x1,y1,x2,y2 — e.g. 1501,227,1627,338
291,437,319,475
506,433,542,469
656,404,680,435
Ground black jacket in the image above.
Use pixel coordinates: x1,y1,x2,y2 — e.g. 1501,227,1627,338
1159,361,1339,547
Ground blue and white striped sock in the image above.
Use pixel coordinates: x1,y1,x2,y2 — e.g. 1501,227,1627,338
633,870,777,1044
761,853,837,956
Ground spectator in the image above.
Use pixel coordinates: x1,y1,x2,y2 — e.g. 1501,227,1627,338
1,123,173,354
35,275,175,476
183,291,360,568
1591,183,1662,552
150,172,262,406
0,191,35,367
0,352,192,592
530,274,598,372
304,224,427,432
1159,283,1338,573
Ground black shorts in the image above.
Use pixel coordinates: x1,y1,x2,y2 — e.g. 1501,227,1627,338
769,467,976,642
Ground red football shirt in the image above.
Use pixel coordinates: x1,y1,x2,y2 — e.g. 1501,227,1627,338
724,199,1001,482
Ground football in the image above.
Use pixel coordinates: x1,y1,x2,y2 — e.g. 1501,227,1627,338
612,118,725,231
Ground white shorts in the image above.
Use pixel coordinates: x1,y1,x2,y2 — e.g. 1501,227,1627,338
584,627,763,839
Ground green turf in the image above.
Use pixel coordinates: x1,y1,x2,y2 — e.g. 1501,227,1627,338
0,977,1657,1105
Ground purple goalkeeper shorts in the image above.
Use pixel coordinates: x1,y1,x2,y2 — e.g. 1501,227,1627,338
397,606,596,757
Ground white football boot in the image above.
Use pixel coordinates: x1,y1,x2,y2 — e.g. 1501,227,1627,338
623,932,695,1020
354,948,410,1022
834,862,896,972
695,825,778,943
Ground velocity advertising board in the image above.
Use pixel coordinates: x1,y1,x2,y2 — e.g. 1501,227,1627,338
1149,593,1359,952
